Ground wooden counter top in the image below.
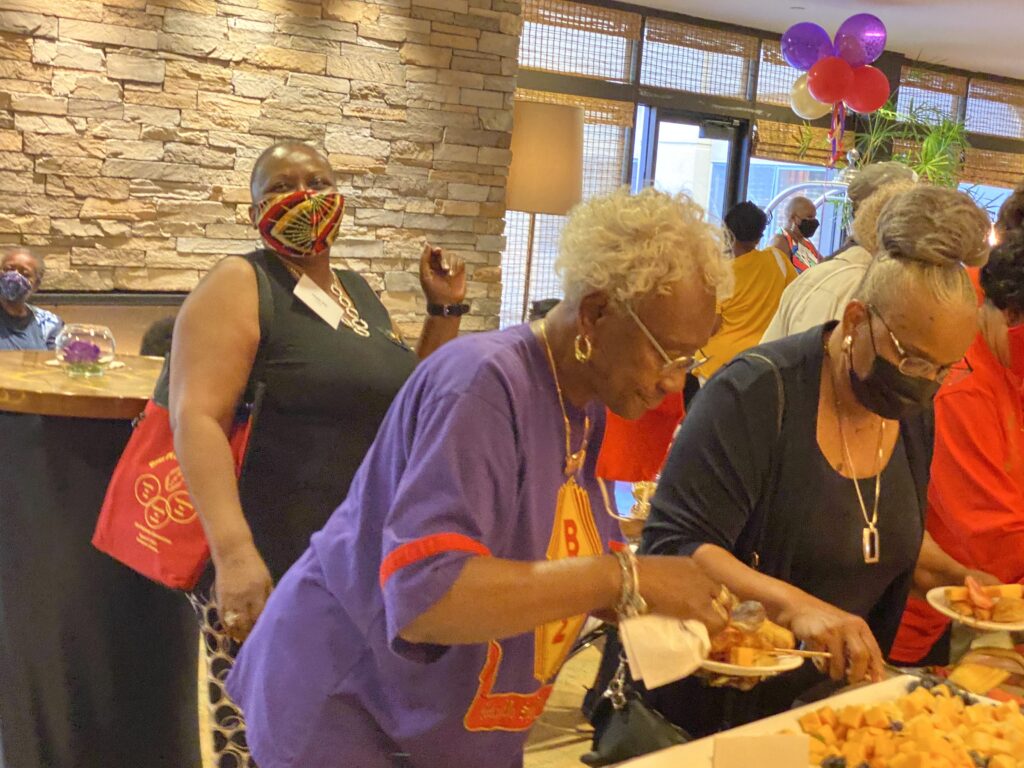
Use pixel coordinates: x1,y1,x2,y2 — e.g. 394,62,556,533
0,351,162,420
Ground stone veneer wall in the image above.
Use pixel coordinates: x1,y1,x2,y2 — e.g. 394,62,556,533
0,0,521,334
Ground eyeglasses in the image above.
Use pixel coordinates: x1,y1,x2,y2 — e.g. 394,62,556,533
866,304,972,382
625,304,710,377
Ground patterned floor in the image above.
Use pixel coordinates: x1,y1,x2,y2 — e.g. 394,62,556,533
198,644,602,768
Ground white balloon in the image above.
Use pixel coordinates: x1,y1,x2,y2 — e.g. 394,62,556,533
790,73,833,120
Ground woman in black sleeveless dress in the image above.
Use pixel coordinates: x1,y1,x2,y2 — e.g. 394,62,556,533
169,142,468,767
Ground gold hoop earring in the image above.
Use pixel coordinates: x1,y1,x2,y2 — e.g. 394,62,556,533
574,334,593,363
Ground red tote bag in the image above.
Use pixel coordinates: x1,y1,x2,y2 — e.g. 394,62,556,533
91,400,255,590
93,261,273,590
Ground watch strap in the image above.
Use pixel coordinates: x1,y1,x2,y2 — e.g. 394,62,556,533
427,302,470,317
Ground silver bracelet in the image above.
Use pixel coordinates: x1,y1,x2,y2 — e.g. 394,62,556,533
613,549,648,618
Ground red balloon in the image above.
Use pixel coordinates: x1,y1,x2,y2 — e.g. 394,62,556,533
844,65,891,114
807,56,854,104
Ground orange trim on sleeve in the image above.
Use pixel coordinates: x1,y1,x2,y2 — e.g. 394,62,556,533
379,533,491,588
609,541,628,553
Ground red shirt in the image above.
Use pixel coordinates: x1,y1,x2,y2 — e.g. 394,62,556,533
596,393,684,482
891,332,1024,663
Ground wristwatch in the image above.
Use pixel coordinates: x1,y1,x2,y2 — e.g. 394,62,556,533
427,302,470,317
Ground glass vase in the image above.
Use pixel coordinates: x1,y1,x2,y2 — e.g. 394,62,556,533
54,324,116,378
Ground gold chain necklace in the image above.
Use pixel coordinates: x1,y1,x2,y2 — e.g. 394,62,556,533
280,259,370,338
826,342,885,564
539,319,591,476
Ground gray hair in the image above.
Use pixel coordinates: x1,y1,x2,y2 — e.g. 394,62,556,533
854,186,990,310
784,196,814,219
846,162,919,210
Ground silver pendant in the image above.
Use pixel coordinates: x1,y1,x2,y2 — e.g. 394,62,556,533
862,526,880,564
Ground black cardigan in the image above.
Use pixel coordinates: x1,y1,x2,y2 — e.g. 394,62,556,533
637,323,932,734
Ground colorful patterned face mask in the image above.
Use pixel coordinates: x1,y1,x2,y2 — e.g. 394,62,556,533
255,189,344,259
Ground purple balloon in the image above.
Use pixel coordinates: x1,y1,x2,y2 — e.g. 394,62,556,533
781,22,834,71
834,14,887,67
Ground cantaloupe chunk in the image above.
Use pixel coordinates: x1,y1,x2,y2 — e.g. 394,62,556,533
840,706,867,729
814,724,838,746
866,706,892,728
842,740,869,764
818,706,839,728
798,710,822,732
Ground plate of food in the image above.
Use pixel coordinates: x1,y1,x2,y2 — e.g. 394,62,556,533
700,600,806,677
926,577,1024,632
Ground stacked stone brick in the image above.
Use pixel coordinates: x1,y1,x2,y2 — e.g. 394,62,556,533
0,0,521,334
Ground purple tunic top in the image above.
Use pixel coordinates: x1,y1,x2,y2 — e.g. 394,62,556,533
227,324,621,768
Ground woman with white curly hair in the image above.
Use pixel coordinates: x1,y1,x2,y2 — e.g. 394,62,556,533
226,187,734,768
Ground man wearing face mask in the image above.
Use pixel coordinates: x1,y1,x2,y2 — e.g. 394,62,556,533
0,247,62,351
892,229,1024,666
169,141,467,768
771,196,822,274
636,186,990,737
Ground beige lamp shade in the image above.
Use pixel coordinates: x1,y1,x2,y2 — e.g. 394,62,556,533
507,101,584,216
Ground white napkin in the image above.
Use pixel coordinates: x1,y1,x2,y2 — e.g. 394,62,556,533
618,614,710,689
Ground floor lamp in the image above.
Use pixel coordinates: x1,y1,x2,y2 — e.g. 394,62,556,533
506,101,584,322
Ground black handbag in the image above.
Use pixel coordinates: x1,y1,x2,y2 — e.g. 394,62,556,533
580,654,692,766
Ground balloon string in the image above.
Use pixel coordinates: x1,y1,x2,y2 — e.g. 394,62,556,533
828,102,846,168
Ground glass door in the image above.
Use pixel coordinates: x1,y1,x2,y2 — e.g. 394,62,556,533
632,107,744,223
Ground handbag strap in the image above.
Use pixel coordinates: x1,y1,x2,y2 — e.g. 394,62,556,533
740,351,786,571
245,259,274,404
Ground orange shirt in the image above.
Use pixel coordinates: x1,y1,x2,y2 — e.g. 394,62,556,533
596,393,684,482
891,333,1024,663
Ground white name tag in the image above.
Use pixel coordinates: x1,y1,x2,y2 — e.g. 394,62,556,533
293,273,342,329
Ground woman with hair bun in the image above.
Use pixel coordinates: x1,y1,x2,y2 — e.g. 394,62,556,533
631,186,990,736
892,229,1024,665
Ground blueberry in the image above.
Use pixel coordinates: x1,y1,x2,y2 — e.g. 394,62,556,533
890,721,904,732
968,751,989,768
820,758,847,768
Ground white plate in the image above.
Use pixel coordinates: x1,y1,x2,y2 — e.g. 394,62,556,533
700,654,804,677
926,586,1024,632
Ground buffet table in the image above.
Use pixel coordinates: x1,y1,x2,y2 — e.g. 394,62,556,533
621,668,1024,767
0,351,200,768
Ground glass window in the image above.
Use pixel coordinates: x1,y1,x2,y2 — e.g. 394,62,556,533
519,0,641,83
640,18,756,99
746,158,845,256
960,182,1012,222
649,121,731,223
500,92,633,328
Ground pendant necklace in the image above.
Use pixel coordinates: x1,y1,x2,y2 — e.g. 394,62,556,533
827,342,885,565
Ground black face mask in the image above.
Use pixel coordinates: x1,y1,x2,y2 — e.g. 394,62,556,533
847,328,940,420
797,218,820,238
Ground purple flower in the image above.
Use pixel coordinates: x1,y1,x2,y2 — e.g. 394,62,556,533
63,339,101,364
